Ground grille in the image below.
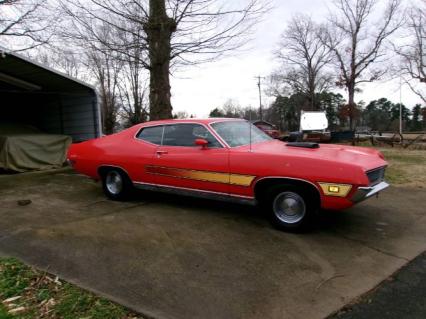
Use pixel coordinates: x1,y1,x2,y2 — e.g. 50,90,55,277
367,167,386,186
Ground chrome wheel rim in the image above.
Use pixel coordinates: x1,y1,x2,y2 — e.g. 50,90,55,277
106,171,123,195
273,191,306,224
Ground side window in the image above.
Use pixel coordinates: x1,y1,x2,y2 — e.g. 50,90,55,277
192,125,222,148
136,126,163,145
162,124,222,148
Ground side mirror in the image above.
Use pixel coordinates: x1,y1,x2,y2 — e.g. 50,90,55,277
195,138,209,149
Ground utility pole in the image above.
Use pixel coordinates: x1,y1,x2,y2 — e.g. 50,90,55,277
256,76,263,120
399,76,403,135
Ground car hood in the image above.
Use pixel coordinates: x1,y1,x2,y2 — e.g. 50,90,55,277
246,140,387,172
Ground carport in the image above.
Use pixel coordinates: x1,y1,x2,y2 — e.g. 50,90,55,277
0,49,101,142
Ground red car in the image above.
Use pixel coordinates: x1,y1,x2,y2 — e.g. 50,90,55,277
67,118,389,231
252,120,280,139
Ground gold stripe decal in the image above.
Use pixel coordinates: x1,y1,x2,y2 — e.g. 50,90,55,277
229,174,256,186
145,166,255,187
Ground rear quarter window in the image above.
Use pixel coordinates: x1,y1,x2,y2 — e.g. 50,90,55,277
136,126,163,145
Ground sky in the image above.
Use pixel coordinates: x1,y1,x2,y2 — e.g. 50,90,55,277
170,0,423,117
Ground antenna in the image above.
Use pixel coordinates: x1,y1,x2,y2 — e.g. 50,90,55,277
249,105,252,152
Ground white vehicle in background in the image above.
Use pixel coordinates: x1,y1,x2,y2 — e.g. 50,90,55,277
289,111,331,143
300,111,329,131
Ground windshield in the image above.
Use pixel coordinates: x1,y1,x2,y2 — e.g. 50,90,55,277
211,121,272,147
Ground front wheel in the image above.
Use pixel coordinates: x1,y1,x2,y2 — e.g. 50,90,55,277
265,185,317,231
101,169,133,201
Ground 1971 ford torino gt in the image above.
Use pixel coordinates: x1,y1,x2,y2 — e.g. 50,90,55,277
67,118,389,231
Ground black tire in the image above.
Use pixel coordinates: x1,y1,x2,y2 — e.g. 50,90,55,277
264,184,317,232
101,168,134,201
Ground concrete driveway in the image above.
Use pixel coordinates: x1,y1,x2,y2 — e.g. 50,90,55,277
0,170,425,319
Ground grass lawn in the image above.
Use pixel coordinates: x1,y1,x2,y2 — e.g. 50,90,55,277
347,142,426,187
0,258,143,319
378,147,426,187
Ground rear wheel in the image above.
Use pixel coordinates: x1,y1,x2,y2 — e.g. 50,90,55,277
101,169,133,201
264,185,317,231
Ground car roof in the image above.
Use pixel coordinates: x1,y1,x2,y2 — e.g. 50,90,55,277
137,118,245,128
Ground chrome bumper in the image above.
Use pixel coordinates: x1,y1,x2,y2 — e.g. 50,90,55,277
351,181,390,203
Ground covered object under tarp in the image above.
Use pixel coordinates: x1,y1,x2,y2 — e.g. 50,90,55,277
0,124,71,172
0,48,101,172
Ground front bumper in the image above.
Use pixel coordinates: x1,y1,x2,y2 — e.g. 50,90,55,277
351,181,390,203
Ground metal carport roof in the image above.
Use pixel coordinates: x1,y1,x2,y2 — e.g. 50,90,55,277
0,47,102,141
0,48,95,94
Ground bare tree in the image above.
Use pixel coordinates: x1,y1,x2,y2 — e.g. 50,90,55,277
117,25,149,126
36,23,125,134
61,0,267,121
0,0,54,51
90,48,123,135
53,10,142,133
36,48,86,80
395,3,426,103
173,111,189,119
118,69,149,127
273,14,333,110
82,24,124,134
320,0,402,129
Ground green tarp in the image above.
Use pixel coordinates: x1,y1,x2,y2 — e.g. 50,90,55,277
0,124,71,172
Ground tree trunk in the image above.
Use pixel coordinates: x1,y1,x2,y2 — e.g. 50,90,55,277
101,92,115,134
348,83,355,130
308,71,316,111
309,91,315,111
145,0,176,120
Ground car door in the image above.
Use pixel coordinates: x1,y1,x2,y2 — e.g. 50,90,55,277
131,124,164,184
148,123,230,194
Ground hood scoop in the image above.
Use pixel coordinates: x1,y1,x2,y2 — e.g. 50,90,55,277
286,142,320,149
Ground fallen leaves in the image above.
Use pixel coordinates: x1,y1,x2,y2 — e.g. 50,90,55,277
8,305,27,314
2,295,26,315
1,266,63,317
1,259,145,318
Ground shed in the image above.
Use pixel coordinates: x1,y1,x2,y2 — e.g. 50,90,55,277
0,49,101,141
